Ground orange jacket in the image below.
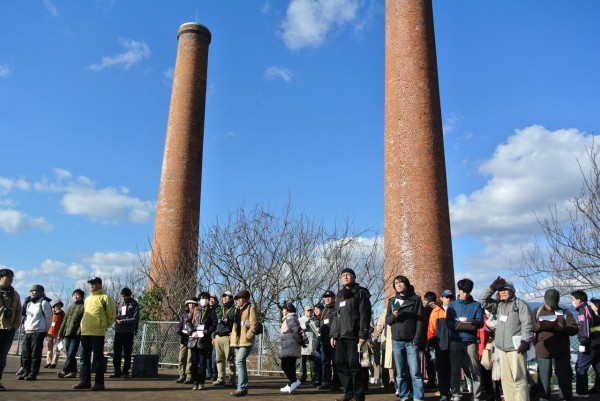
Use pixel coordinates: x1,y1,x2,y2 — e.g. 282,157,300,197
427,304,446,340
47,310,64,337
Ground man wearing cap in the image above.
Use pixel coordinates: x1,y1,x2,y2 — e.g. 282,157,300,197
330,267,372,401
176,298,197,384
212,291,237,386
298,305,319,383
44,299,65,369
19,284,52,381
73,277,116,391
0,268,22,391
480,277,532,401
318,290,340,391
532,289,578,401
446,279,484,401
230,289,258,397
427,289,454,401
110,287,139,379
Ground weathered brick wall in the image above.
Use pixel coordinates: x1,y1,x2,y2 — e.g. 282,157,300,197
384,0,455,300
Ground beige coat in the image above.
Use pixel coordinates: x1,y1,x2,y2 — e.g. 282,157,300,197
230,302,258,347
374,308,393,369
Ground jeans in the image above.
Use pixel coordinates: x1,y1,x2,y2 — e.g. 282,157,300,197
321,342,340,387
392,339,424,401
335,338,365,401
113,332,134,375
207,345,217,379
0,329,16,381
234,346,252,391
576,347,600,395
22,332,46,375
62,336,81,373
281,357,298,385
80,335,106,385
190,347,211,384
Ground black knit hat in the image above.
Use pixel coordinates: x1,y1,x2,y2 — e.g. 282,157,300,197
341,268,356,278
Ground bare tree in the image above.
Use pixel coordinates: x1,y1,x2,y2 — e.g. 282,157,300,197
515,143,600,297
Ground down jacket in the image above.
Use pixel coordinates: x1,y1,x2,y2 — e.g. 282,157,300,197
330,283,372,341
58,301,84,338
280,312,302,359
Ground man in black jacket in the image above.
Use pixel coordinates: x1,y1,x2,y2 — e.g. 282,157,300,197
212,291,237,386
385,275,425,401
329,268,372,401
318,291,341,391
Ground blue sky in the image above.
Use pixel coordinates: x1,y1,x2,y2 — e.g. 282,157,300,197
1,1,599,300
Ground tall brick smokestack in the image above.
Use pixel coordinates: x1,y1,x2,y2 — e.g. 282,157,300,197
150,23,211,288
384,0,455,298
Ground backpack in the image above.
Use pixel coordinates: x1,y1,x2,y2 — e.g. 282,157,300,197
294,322,308,347
255,321,263,335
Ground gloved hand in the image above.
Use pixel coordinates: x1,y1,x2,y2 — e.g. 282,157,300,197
426,337,437,349
554,316,565,331
517,340,529,354
490,276,506,291
413,337,425,351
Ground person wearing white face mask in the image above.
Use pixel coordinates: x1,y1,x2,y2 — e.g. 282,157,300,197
571,290,600,397
187,292,217,390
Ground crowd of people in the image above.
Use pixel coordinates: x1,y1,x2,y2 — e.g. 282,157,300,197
1,266,600,401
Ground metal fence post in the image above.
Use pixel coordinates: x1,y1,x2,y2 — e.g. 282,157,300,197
257,333,263,374
15,325,22,355
140,322,148,354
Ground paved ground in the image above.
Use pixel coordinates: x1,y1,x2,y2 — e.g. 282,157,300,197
1,355,598,401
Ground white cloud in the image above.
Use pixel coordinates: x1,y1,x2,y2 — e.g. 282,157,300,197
443,112,463,135
0,209,52,234
62,186,154,224
280,0,359,50
164,66,174,80
89,38,150,71
450,125,596,237
82,251,140,277
0,64,10,78
0,177,30,194
264,65,293,82
42,0,59,17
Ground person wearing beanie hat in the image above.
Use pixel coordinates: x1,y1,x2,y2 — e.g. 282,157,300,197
480,277,533,401
44,299,65,369
19,284,52,381
175,297,198,384
318,290,341,391
279,302,302,393
329,265,372,401
532,288,578,401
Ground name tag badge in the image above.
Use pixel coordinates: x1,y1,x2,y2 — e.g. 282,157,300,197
121,306,127,316
340,301,346,307
579,345,586,352
324,319,330,324
51,322,56,327
199,331,204,338
555,310,564,316
199,324,205,331
499,315,508,322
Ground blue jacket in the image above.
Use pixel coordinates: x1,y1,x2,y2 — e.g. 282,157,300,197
446,295,483,343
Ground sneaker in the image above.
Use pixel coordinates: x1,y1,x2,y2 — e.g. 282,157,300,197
17,373,28,381
213,378,225,385
64,372,77,378
197,384,205,390
225,379,236,387
280,385,291,393
184,377,193,384
122,372,130,378
15,367,24,376
91,384,106,391
290,380,301,393
192,383,199,390
24,373,37,381
175,376,186,383
58,371,66,378
73,383,92,389
109,373,121,378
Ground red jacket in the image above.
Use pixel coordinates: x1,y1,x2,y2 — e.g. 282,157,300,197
47,310,64,337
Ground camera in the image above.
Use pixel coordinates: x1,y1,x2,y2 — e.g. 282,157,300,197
4,309,12,319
